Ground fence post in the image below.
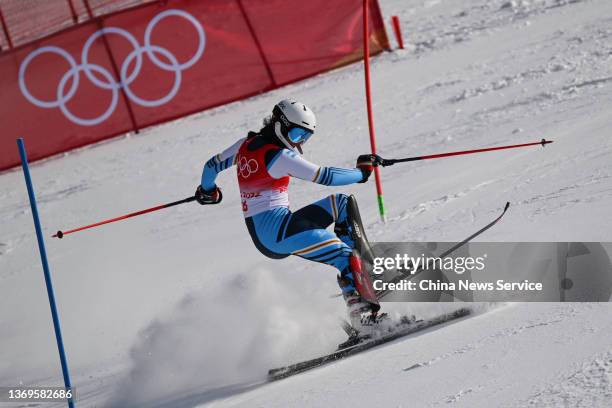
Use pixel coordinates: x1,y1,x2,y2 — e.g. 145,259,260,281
17,138,75,408
363,0,386,222
82,0,94,20
83,0,140,134
66,0,79,23
236,0,276,88
0,4,13,49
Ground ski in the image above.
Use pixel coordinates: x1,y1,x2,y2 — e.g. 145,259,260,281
268,307,471,381
375,202,510,300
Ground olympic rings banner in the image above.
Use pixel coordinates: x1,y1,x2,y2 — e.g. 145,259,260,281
0,0,389,171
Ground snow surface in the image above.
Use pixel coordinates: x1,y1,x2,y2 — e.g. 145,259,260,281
1,0,612,406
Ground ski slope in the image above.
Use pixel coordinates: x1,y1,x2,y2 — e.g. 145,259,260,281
201,303,612,408
1,0,612,406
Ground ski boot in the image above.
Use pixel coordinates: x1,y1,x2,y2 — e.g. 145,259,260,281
337,256,384,349
337,272,372,322
336,288,371,350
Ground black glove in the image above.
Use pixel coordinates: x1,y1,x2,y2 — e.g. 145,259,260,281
195,185,223,205
356,154,382,183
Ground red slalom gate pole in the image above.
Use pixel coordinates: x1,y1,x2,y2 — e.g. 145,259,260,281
391,16,404,49
363,0,387,222
379,139,553,167
53,196,198,239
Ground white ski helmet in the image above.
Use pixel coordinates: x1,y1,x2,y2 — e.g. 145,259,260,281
272,99,316,153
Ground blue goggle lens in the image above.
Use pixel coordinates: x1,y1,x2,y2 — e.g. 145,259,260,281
288,127,313,143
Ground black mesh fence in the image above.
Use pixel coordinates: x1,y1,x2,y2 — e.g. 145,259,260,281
0,0,157,50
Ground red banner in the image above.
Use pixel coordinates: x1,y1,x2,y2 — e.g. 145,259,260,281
0,0,388,171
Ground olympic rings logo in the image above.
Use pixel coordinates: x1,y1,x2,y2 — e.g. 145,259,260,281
18,9,205,126
238,156,259,178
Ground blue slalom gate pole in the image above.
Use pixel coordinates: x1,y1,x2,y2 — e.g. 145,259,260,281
17,138,75,408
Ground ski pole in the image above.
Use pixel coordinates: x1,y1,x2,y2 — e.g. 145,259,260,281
379,139,552,166
53,196,198,239
375,202,511,300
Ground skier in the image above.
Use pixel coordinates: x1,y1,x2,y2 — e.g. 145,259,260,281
195,99,381,329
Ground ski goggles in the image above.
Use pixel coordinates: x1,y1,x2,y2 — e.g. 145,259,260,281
287,127,313,144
